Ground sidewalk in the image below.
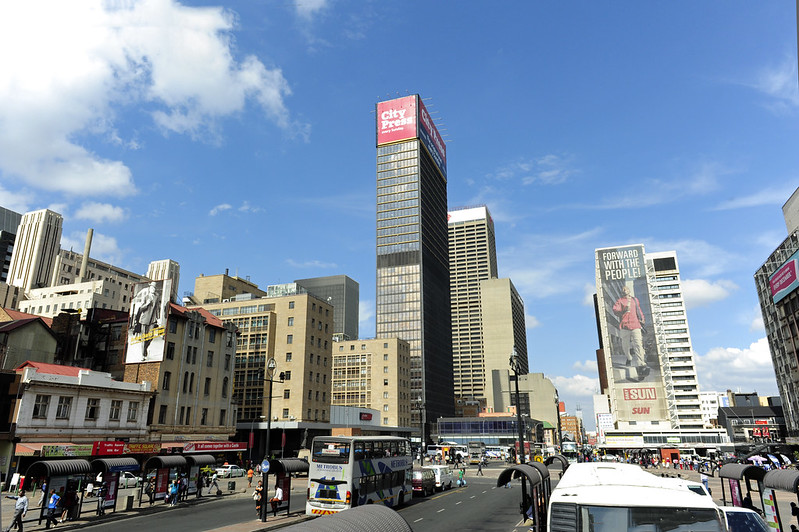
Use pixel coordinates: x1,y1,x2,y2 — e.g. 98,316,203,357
1,476,314,532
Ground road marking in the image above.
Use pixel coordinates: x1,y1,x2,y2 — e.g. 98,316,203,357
482,490,487,493
437,508,445,513
470,495,476,499
455,501,462,505
414,518,424,523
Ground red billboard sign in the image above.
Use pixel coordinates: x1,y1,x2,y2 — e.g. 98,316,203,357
359,412,372,421
376,95,417,146
622,388,657,401
93,441,162,455
183,441,247,453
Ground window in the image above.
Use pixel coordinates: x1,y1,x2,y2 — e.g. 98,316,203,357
286,352,292,362
308,371,313,382
185,346,192,363
166,342,175,360
287,317,294,326
127,402,139,422
189,373,194,393
201,408,208,425
109,400,122,421
284,389,291,399
56,396,72,419
284,371,291,381
192,347,198,364
308,390,313,400
183,372,189,393
324,357,327,367
219,410,226,426
323,374,326,384
383,366,389,373
85,398,100,420
225,354,231,370
163,371,171,390
169,318,177,333
309,353,314,364
316,373,320,383
307,409,312,419
158,405,167,424
384,342,388,348
288,301,295,309
315,391,320,400
209,329,216,343
383,354,389,361
222,377,228,398
186,407,191,423
188,324,193,338
204,377,212,396
282,408,290,418
384,379,389,386
33,395,50,419
287,334,293,344
383,392,389,399
383,405,389,411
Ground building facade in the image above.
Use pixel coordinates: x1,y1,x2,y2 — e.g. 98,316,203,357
489,370,560,447
146,259,180,301
295,275,359,340
332,337,412,428
375,94,453,425
190,272,266,305
7,209,63,293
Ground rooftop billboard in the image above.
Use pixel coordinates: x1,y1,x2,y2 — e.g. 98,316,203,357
596,245,668,422
770,249,799,304
126,279,171,364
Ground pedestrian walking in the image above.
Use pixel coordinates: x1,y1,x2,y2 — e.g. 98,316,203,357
458,467,467,487
4,489,28,532
208,472,220,495
36,482,47,507
477,460,484,476
247,467,254,488
168,480,179,506
254,480,263,517
144,479,154,505
196,474,203,499
44,489,60,529
96,483,107,516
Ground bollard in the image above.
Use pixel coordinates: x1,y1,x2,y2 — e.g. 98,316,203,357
228,481,236,491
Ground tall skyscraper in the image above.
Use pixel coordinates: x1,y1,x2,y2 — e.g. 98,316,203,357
147,259,181,302
595,245,704,432
7,209,63,293
0,206,22,283
375,94,453,424
295,275,359,340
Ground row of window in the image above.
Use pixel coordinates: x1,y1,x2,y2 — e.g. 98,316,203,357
33,394,138,422
156,404,226,426
162,371,229,397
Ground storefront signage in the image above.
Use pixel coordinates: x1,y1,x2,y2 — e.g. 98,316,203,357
42,444,94,457
183,441,247,453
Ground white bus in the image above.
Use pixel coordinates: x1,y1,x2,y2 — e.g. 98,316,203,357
547,462,725,532
467,441,486,464
485,445,511,460
306,436,413,516
425,443,468,462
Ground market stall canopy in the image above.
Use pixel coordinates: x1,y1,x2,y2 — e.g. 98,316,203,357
27,459,92,478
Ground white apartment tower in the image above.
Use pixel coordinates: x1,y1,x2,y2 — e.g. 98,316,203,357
7,209,63,293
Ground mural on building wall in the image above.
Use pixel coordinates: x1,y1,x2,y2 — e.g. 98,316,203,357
126,279,170,363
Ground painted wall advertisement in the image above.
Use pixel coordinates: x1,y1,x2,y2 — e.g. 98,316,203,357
126,279,171,364
596,245,668,422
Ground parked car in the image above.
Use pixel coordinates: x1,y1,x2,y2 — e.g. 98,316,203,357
215,465,246,478
412,469,436,497
118,472,142,488
720,506,769,532
423,465,454,491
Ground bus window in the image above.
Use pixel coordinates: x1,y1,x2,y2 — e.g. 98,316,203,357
354,442,365,461
372,441,383,459
312,440,351,464
390,441,399,456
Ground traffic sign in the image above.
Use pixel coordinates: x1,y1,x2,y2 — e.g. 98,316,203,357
261,460,270,473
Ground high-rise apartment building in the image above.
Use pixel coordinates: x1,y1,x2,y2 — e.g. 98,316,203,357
594,245,723,448
7,209,63,293
448,206,528,412
755,187,799,441
375,95,453,423
295,275,359,340
331,338,412,427
147,259,180,301
0,206,22,284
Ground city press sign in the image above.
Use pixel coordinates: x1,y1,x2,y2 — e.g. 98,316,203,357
377,95,417,146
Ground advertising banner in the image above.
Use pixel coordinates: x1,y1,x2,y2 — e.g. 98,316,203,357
183,441,247,453
42,444,93,457
102,472,118,509
126,279,171,363
760,487,781,531
417,98,447,180
155,468,169,500
376,95,417,146
596,245,668,421
94,441,161,456
770,249,799,303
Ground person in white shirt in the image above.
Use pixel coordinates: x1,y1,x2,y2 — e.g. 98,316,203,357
5,489,28,532
269,483,284,516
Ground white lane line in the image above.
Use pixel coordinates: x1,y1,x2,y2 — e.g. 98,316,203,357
482,490,487,493
455,501,462,505
470,495,476,499
437,508,445,513
413,518,424,523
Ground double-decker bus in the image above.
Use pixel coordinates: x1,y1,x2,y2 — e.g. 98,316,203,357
306,436,412,516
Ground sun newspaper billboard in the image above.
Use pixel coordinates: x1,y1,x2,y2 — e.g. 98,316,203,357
770,248,799,303
126,279,171,363
596,245,668,422
376,94,447,180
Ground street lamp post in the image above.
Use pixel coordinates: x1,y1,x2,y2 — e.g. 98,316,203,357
510,347,528,520
249,415,266,466
260,357,285,523
416,398,426,464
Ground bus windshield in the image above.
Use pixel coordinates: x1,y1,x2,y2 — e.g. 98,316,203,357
312,440,351,464
581,506,722,532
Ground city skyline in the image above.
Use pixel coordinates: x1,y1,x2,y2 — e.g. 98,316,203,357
1,2,796,429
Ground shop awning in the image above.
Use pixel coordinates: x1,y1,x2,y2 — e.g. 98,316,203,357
269,458,309,474
185,454,216,467
496,464,544,489
719,463,767,482
143,455,187,470
92,457,140,473
544,454,570,472
26,459,92,478
764,469,799,493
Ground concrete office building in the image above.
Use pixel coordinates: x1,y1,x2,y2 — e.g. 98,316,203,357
147,259,181,301
0,206,22,284
375,95,454,425
332,337,412,428
7,209,63,293
295,275,359,340
50,250,150,289
755,187,799,442
190,271,266,305
489,370,560,447
594,245,726,451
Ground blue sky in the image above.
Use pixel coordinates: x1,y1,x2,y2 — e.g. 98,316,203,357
1,1,797,430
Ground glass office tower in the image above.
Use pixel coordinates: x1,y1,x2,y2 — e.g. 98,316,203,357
375,95,454,426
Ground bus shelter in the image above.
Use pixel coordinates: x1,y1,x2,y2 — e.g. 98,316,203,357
26,458,92,525
185,454,216,496
91,457,140,515
544,454,570,476
719,463,766,513
497,464,547,532
759,469,799,531
262,457,310,520
141,455,187,505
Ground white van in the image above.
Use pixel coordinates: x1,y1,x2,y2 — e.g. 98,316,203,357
423,465,454,491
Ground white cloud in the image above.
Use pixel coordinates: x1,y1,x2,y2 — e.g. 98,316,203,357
573,360,598,373
550,374,600,398
61,231,124,266
714,185,799,210
0,1,301,197
525,314,541,329
238,202,263,213
696,338,778,394
644,238,740,277
490,153,578,186
295,0,328,19
681,278,738,309
359,299,375,337
209,204,232,216
750,57,799,113
582,283,596,306
0,185,33,213
75,202,126,223
285,259,338,269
